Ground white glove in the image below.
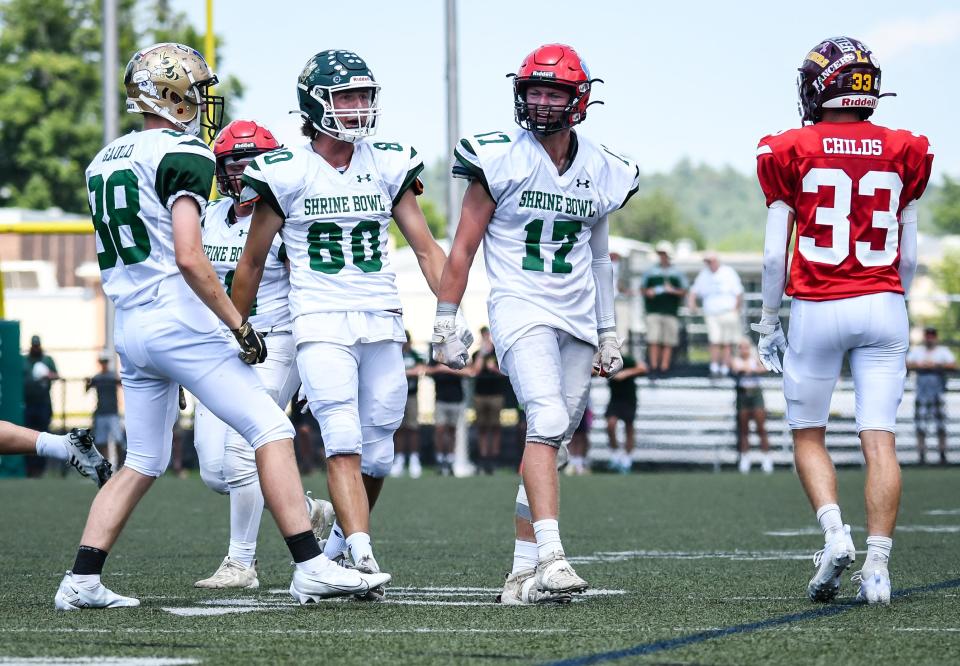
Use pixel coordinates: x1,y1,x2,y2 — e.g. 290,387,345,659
433,302,469,369
750,308,787,373
296,385,309,414
455,308,474,350
593,330,624,377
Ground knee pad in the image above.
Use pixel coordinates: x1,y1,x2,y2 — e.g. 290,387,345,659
199,464,229,495
318,407,363,457
515,483,532,521
525,402,568,447
223,434,259,488
360,422,399,478
123,449,171,480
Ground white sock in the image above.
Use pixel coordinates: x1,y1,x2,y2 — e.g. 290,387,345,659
816,503,844,540
295,553,332,574
36,432,68,460
865,535,893,568
512,539,539,574
346,531,373,564
227,481,264,567
71,573,101,587
323,522,347,559
409,453,420,464
394,453,406,468
533,518,563,560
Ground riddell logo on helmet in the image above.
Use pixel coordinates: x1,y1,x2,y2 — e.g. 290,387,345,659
840,97,877,108
233,142,256,149
531,71,556,78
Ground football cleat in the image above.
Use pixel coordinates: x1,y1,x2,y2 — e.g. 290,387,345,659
65,428,113,488
807,524,856,602
389,457,405,478
853,566,891,605
350,554,388,602
194,557,259,589
306,493,336,543
535,551,589,594
496,568,572,606
54,572,139,610
289,562,391,604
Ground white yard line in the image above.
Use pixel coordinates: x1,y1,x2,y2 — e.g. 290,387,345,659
0,659,199,665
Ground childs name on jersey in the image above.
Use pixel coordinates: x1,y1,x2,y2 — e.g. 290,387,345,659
822,138,883,156
518,189,598,218
303,194,386,216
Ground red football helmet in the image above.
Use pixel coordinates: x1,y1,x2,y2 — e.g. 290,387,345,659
213,120,280,199
797,36,886,124
511,44,596,134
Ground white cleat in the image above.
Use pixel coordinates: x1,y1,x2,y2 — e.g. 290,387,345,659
497,568,572,605
65,428,113,488
807,524,856,602
535,551,588,594
351,554,388,602
289,562,391,604
389,458,405,478
54,572,139,610
853,566,892,605
194,557,259,589
306,493,336,542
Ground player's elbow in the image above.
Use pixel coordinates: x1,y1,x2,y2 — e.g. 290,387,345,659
175,247,205,277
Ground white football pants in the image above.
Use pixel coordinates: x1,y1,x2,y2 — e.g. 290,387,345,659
784,291,908,433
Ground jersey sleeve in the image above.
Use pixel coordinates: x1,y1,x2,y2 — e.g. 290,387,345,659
391,145,425,207
904,133,934,203
597,144,640,213
241,153,286,218
451,136,491,195
756,135,796,208
155,135,215,212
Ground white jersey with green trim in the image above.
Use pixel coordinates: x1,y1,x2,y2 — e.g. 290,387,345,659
241,139,423,319
452,128,639,352
201,198,291,333
85,128,215,309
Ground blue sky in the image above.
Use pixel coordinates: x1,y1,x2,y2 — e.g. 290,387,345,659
170,0,958,182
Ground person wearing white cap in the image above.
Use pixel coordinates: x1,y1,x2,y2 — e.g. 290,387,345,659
641,241,688,376
688,251,744,377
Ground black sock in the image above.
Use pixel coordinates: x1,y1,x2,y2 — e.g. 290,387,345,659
73,545,108,575
285,530,321,563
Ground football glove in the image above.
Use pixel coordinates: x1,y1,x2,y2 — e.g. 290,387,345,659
750,308,787,373
593,330,624,377
178,385,187,410
232,321,267,365
433,302,469,369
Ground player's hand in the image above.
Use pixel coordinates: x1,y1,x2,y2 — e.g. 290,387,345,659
750,309,787,373
178,385,187,410
295,385,309,415
433,302,469,369
231,321,267,365
455,308,475,350
593,331,624,377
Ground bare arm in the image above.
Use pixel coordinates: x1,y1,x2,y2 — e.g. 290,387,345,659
232,202,284,321
436,181,496,305
172,197,242,330
393,189,446,296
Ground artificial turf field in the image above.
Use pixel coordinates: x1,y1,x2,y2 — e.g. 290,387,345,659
1,467,959,665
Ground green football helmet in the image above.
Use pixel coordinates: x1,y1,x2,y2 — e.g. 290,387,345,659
297,50,380,143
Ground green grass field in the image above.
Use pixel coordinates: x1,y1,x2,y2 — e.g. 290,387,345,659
1,467,959,665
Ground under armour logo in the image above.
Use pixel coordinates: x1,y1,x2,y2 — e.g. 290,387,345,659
238,229,248,237
357,174,372,182
576,179,590,189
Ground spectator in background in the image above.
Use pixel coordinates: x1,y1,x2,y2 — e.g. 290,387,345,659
392,331,426,478
605,353,648,473
731,338,772,474
907,326,956,465
428,352,470,476
688,251,744,377
566,402,592,476
472,327,505,475
641,241,688,377
85,351,124,469
22,335,59,478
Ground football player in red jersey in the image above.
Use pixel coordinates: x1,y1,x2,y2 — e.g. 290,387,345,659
753,36,933,606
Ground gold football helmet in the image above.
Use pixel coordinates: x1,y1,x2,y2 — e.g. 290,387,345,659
124,43,224,140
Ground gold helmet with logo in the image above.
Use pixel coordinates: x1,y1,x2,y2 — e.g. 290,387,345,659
124,43,224,140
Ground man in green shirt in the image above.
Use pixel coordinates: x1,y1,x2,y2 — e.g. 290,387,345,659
641,242,688,376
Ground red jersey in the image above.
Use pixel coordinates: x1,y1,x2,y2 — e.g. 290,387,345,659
757,121,933,301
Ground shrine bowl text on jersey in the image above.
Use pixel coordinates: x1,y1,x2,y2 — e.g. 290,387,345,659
201,197,291,333
240,140,422,319
453,127,639,352
86,129,215,309
757,122,933,301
